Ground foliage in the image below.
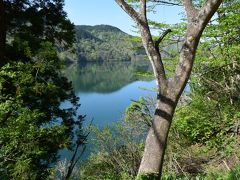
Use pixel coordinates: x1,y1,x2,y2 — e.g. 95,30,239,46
136,173,160,180
4,0,74,55
0,0,88,179
125,96,154,126
177,0,240,147
0,42,85,179
173,95,236,147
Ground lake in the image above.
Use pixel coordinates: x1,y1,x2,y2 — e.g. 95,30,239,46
60,60,191,163
60,60,156,161
63,61,156,127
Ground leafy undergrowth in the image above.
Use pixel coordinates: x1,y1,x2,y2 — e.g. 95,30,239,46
79,94,240,179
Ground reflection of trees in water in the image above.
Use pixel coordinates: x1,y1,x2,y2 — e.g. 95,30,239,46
63,61,153,93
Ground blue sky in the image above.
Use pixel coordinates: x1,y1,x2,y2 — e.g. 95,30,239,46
64,0,184,35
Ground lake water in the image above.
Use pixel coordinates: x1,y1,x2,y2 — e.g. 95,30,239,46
64,61,156,127
60,61,156,162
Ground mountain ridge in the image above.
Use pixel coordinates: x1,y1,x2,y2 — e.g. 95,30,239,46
59,24,145,63
76,25,127,34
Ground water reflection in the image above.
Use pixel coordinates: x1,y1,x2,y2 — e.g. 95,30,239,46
64,60,153,93
61,61,156,161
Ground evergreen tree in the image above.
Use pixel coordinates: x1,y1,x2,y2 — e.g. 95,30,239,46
0,1,86,179
0,0,74,66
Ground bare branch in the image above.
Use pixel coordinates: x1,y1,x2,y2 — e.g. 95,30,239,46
115,0,145,25
155,29,172,49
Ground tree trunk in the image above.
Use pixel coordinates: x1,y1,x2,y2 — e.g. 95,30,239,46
138,93,176,178
0,0,7,66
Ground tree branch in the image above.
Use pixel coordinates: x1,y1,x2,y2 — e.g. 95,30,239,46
150,0,182,6
140,0,147,21
198,0,223,27
115,0,168,90
115,0,145,25
155,29,172,49
172,0,223,94
183,0,199,21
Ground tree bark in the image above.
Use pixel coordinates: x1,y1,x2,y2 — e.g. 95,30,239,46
138,93,176,178
0,0,7,67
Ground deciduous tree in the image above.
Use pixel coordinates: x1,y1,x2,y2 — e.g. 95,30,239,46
115,0,223,178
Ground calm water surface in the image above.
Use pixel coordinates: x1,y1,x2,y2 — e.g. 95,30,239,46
61,61,156,161
64,61,156,127
77,80,156,126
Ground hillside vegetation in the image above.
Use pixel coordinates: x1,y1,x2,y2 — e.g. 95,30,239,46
59,25,145,62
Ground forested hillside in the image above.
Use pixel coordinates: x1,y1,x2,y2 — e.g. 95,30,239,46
59,25,145,62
